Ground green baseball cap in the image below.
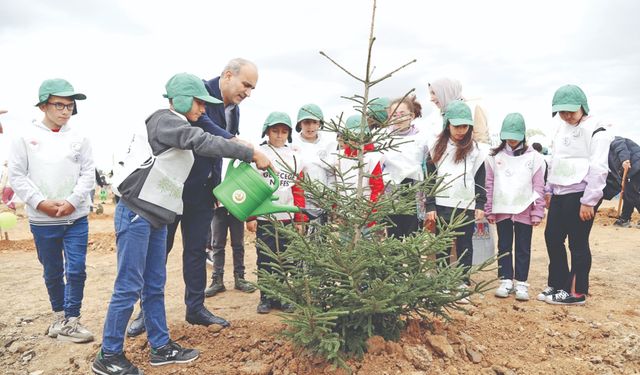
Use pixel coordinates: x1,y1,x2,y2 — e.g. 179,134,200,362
262,111,293,142
345,114,368,134
164,73,222,104
295,103,324,132
500,113,526,141
367,97,390,124
442,100,473,128
551,84,589,117
35,79,86,115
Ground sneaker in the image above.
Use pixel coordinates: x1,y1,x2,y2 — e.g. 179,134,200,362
545,289,586,305
494,279,514,298
205,249,214,266
92,350,142,375
257,299,272,314
150,340,199,366
514,281,530,301
613,218,631,228
57,316,94,343
47,311,66,338
280,303,295,313
536,286,556,301
456,284,470,305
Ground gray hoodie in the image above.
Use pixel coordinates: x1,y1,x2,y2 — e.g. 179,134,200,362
118,109,253,228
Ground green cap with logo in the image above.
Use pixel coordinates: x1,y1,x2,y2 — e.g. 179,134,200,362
262,111,293,143
500,113,526,141
367,97,390,125
345,114,369,134
164,73,222,114
551,84,589,117
35,78,86,115
295,103,324,132
442,100,473,128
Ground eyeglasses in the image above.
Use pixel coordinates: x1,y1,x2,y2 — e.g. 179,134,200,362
47,102,75,111
390,110,413,118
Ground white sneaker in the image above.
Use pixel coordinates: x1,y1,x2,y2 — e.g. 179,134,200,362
57,316,94,343
536,286,556,301
514,281,530,301
456,284,470,304
494,279,514,298
47,311,66,338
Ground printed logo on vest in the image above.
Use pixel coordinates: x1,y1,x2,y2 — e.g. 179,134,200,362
232,189,246,204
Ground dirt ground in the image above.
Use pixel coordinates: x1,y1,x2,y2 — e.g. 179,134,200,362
1,198,639,375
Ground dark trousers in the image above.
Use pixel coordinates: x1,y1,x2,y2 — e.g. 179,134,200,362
167,204,214,314
435,205,474,284
256,221,289,301
544,192,600,295
620,174,640,220
496,219,532,282
387,214,419,239
211,206,246,276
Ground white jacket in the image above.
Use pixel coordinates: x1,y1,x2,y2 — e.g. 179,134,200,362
8,120,95,224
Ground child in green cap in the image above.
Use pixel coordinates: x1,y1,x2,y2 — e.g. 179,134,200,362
8,78,95,343
246,111,307,314
539,84,612,306
485,113,546,301
92,73,272,375
424,101,487,304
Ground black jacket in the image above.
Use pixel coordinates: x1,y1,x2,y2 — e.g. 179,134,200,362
603,136,640,199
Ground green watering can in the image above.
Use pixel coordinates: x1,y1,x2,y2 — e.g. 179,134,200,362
213,160,322,221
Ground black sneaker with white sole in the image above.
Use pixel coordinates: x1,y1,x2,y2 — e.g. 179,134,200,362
150,340,199,366
536,286,556,301
92,350,142,375
545,289,586,305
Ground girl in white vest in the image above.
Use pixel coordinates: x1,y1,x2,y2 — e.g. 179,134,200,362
424,101,486,303
246,112,307,315
384,95,429,239
539,85,612,306
485,113,546,301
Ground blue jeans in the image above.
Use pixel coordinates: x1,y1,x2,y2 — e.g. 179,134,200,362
102,201,169,354
496,219,532,282
31,216,89,318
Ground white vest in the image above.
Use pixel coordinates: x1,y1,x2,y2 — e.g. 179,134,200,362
433,141,484,209
137,148,194,214
487,150,544,214
292,131,337,187
335,149,383,199
382,130,428,184
547,118,597,186
254,144,304,221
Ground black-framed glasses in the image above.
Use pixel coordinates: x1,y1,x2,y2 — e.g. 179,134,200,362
47,102,75,111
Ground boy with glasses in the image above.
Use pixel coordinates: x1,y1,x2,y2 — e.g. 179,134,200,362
8,78,95,343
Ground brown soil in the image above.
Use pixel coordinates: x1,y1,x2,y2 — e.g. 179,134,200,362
1,199,639,375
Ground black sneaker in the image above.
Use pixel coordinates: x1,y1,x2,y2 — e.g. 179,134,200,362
150,340,199,366
256,299,272,314
545,290,586,305
613,218,631,228
536,286,556,301
92,350,142,375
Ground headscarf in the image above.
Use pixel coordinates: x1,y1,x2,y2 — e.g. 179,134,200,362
428,78,463,113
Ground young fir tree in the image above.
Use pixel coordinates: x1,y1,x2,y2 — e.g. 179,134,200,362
254,0,494,368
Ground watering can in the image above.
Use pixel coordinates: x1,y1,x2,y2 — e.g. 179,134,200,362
213,160,323,222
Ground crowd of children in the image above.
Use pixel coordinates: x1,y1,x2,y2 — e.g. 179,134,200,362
6,74,637,374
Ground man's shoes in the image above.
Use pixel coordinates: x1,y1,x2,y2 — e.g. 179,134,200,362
234,273,257,293
92,349,142,375
57,316,94,343
127,310,146,337
186,308,230,327
257,299,272,314
47,311,66,338
205,249,214,266
205,274,226,297
545,289,586,305
150,340,199,366
281,303,295,313
613,218,631,228
536,286,556,301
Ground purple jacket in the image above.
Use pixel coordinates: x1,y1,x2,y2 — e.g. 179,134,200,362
485,145,545,225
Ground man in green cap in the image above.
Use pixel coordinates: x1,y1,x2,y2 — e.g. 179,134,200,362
92,73,272,375
8,79,95,343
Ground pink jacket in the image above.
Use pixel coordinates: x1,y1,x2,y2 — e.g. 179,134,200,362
485,145,545,225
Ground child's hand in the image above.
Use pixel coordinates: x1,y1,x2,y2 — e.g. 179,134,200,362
36,200,59,217
579,204,594,221
295,223,305,235
475,209,485,221
246,220,257,232
55,200,76,217
252,149,274,171
623,159,631,170
545,194,551,208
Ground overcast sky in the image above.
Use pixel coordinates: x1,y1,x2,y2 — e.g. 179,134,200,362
1,0,639,170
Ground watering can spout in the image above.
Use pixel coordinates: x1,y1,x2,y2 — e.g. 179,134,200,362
250,198,302,218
